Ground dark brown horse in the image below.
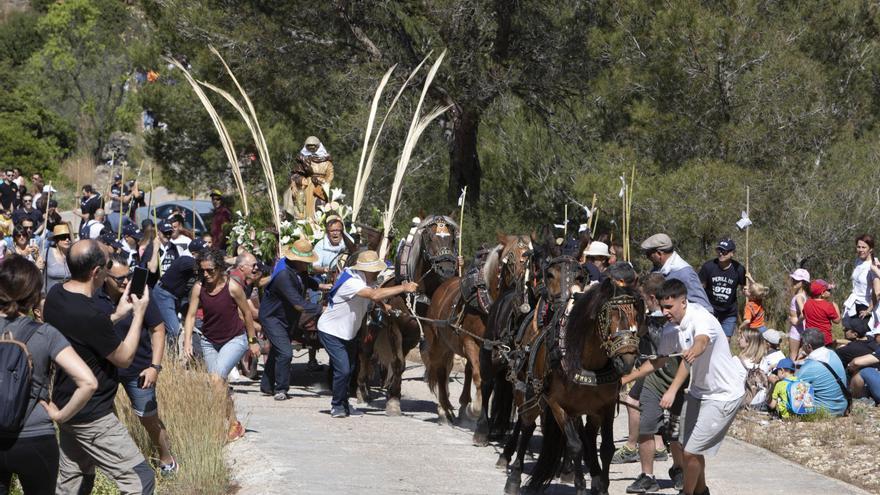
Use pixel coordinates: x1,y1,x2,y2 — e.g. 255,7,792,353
505,276,643,495
355,216,459,415
423,234,532,425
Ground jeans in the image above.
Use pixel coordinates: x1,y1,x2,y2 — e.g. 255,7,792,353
718,315,738,338
199,334,248,379
318,331,357,409
859,367,880,405
121,376,159,417
153,285,181,343
261,317,293,394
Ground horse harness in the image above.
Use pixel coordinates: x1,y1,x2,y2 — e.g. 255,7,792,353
396,215,459,284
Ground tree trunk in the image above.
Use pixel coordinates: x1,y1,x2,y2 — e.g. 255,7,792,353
448,108,482,206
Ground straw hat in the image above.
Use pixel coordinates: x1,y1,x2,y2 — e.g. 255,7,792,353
52,224,71,238
582,241,611,258
282,238,318,263
351,250,386,272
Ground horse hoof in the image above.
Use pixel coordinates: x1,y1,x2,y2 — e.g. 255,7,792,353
472,431,489,447
437,411,455,426
356,390,369,404
385,398,402,416
503,477,521,495
495,455,509,470
466,403,481,420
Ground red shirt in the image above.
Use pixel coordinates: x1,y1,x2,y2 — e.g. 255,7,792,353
803,298,838,345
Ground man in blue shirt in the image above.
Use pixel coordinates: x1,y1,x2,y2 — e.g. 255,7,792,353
797,327,849,416
641,233,713,314
259,239,325,400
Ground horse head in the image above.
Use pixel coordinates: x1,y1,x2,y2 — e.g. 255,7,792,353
541,256,583,306
417,216,459,280
564,278,644,378
497,234,533,293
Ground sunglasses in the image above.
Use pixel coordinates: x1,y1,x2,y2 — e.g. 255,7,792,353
55,235,70,241
109,274,129,285
199,267,218,275
21,225,33,231
717,249,731,255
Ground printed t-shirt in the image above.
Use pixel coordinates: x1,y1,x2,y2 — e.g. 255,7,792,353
318,269,370,341
803,298,839,345
44,284,121,423
699,259,746,319
743,301,766,328
771,378,792,419
93,288,164,380
658,303,745,401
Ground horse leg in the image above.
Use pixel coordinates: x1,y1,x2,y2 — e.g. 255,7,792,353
474,346,495,446
497,417,521,469
490,376,513,440
581,416,601,492
462,337,484,420
504,418,536,495
592,409,615,495
385,323,404,416
435,351,456,425
457,360,473,421
355,331,373,404
551,407,587,495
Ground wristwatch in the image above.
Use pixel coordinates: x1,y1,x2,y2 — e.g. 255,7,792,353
248,336,259,345
149,364,163,372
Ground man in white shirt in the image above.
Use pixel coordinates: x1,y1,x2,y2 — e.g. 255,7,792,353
647,279,745,495
317,250,417,418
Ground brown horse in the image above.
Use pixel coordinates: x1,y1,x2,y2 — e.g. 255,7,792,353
506,275,643,495
423,234,532,425
355,216,459,415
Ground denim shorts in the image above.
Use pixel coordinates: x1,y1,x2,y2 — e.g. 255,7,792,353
718,315,738,338
199,333,248,379
121,376,158,418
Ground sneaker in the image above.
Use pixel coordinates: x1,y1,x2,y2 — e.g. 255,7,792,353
611,444,639,464
626,473,660,494
346,402,363,416
158,457,179,478
273,392,288,401
226,420,245,442
669,465,684,490
330,407,347,418
654,447,669,461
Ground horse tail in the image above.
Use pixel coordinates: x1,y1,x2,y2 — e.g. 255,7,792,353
525,408,565,490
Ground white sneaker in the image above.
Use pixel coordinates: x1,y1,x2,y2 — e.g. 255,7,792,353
227,367,242,382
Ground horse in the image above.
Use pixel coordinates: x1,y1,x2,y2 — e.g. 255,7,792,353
493,254,584,486
506,275,644,495
355,215,459,415
474,228,571,446
423,234,532,425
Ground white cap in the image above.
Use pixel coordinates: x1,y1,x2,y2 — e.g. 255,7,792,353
762,329,782,345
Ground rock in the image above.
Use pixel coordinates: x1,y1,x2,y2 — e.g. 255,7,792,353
101,132,135,162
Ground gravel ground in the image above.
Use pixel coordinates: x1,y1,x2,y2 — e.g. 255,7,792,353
226,352,869,495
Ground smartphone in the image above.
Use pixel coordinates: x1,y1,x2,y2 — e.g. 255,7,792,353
129,266,148,298
29,238,37,247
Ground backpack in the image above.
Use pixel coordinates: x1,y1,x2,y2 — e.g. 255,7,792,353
784,377,817,416
0,317,43,433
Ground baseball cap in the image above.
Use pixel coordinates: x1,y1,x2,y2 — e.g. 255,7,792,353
640,233,673,252
790,268,810,282
113,173,122,181
717,238,736,252
210,189,223,198
122,224,143,240
158,220,174,234
761,328,781,345
773,358,796,373
810,279,830,297
188,238,208,253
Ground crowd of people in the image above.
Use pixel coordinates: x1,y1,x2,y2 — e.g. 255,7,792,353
2,163,879,495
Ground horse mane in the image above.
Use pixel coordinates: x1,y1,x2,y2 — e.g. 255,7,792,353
562,278,639,375
482,244,502,283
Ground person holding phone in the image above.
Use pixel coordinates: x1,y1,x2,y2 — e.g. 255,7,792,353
94,255,178,476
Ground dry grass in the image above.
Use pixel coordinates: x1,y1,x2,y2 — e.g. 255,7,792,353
11,358,231,495
729,404,880,493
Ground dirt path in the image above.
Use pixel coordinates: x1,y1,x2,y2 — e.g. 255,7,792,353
227,352,869,495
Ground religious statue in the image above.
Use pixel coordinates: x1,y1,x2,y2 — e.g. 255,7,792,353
293,136,334,208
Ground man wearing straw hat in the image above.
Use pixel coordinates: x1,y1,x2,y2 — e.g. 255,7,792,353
318,250,418,418
259,239,325,401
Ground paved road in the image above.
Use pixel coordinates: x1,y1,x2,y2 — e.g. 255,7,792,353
228,353,869,495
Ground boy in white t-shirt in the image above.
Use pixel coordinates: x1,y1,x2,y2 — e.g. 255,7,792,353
317,250,417,418
655,279,745,495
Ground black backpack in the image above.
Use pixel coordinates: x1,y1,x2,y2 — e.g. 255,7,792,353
0,317,43,433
